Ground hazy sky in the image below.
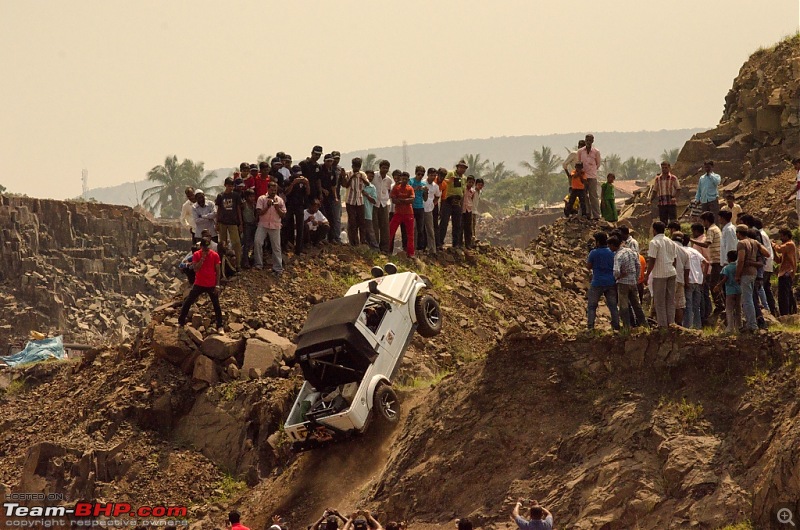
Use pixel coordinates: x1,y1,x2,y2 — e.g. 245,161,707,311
1,0,798,199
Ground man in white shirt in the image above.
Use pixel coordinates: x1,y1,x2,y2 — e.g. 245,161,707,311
192,191,218,240
719,210,738,267
424,170,441,255
562,139,586,189
577,134,602,220
671,233,689,325
683,243,708,329
644,221,677,327
303,198,330,246
180,187,198,243
756,218,777,316
372,160,394,252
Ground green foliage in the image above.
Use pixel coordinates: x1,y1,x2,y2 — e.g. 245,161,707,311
0,184,6,194
600,153,623,176
620,156,659,180
484,172,566,211
462,153,490,180
661,148,680,165
714,522,753,530
141,155,221,218
211,474,247,504
745,368,770,388
4,379,27,396
485,161,518,183
398,370,451,390
362,153,380,172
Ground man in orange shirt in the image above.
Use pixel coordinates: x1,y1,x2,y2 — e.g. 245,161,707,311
566,163,588,218
389,171,416,257
772,227,797,316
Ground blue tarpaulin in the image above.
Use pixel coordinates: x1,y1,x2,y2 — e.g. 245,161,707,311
0,336,66,367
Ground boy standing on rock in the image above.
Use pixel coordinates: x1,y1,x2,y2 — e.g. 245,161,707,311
178,237,224,334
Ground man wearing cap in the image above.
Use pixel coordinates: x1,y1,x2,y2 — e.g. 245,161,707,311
300,146,323,202
319,154,340,243
192,190,218,241
372,160,394,252
180,187,198,244
342,157,371,246
577,134,603,220
329,151,344,243
439,160,468,248
215,177,243,271
254,182,286,275
269,157,286,192
283,165,311,254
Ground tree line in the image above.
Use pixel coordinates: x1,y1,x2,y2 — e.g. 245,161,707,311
139,147,681,218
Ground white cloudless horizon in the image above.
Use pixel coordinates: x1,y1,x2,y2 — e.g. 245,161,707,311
0,0,798,199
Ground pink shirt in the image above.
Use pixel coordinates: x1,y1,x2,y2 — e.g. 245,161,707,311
256,194,286,230
462,187,476,213
577,146,602,180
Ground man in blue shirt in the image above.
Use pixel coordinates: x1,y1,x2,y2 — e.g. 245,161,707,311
695,160,721,217
512,500,553,530
410,166,429,252
586,231,620,330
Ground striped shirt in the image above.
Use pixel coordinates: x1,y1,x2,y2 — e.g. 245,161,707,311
647,234,677,278
654,173,681,206
706,224,721,264
613,247,640,285
343,171,367,206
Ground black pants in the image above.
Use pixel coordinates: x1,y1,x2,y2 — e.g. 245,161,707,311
304,224,330,245
763,271,777,314
778,274,795,316
283,205,305,253
567,188,587,217
432,203,440,244
658,204,678,224
178,285,223,329
414,208,425,250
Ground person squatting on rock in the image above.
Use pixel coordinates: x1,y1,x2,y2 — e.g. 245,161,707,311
178,237,224,334
512,499,554,530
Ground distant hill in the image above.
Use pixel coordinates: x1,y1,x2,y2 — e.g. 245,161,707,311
344,128,705,171
85,129,704,207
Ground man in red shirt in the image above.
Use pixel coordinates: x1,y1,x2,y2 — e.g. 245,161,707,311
177,237,224,334
254,162,270,199
228,511,250,530
389,171,415,257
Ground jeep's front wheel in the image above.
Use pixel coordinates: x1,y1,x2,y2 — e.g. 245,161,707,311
374,385,400,424
415,294,442,337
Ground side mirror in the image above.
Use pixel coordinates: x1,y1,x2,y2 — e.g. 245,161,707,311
368,281,380,294
384,263,398,275
371,266,384,278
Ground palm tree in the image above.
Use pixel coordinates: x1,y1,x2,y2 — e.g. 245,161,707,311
462,153,489,180
141,155,215,218
620,157,660,180
519,146,564,205
661,148,680,165
600,153,623,176
362,153,380,172
257,154,273,166
485,161,517,183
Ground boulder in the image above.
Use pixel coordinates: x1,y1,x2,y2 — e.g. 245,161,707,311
255,328,296,361
192,355,218,387
152,325,189,364
201,335,244,361
242,339,280,377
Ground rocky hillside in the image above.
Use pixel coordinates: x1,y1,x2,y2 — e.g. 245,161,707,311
621,34,800,229
0,196,187,348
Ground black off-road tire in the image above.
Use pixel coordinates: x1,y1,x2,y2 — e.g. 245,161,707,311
373,385,400,424
415,294,443,337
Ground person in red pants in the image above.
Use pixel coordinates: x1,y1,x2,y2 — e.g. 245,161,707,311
389,171,415,257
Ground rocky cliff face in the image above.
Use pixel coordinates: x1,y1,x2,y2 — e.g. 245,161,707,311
621,35,800,227
0,195,185,347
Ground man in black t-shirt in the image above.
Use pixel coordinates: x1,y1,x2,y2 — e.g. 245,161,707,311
300,145,323,202
215,177,243,272
319,153,339,243
282,165,311,254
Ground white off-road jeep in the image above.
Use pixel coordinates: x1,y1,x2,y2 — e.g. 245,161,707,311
284,264,442,451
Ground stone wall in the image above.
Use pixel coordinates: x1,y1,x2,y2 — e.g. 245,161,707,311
0,196,186,346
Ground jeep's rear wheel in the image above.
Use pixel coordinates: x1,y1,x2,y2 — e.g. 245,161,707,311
415,294,442,337
374,385,400,424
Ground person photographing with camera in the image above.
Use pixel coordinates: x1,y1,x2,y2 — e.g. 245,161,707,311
512,499,553,530
312,508,348,530
177,236,224,334
343,509,383,530
254,181,286,275
438,159,468,248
